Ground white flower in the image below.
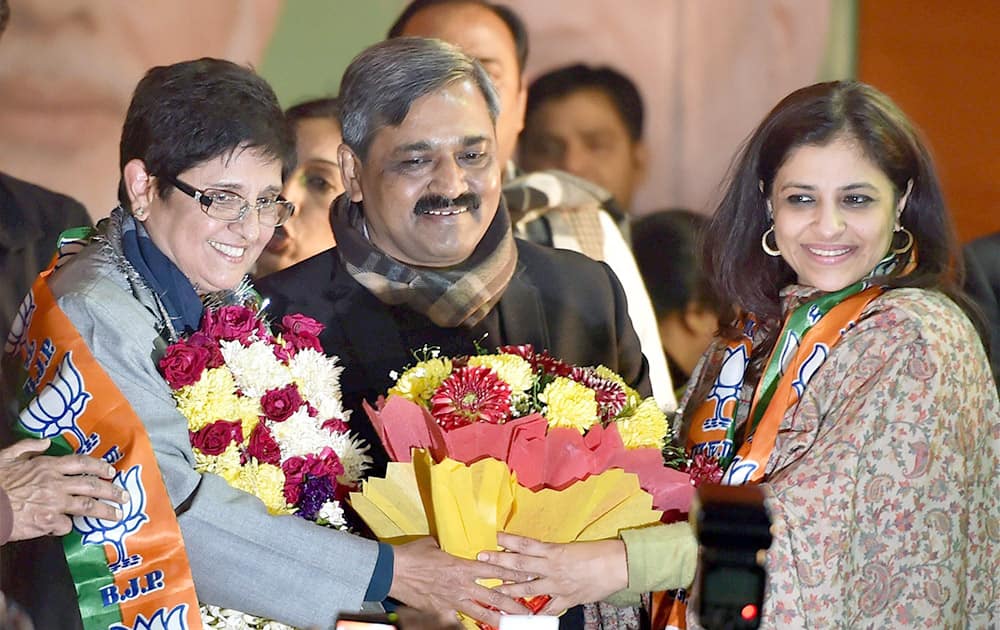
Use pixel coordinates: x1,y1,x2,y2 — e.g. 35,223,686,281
200,604,294,630
270,408,336,460
318,500,346,528
221,339,291,398
325,429,372,485
289,349,344,420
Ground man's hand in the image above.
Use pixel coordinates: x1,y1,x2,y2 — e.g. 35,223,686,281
389,536,534,628
0,438,128,541
480,533,629,615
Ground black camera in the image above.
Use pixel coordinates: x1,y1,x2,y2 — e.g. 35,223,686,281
693,484,773,630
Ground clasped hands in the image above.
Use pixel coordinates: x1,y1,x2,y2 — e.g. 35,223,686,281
390,533,629,628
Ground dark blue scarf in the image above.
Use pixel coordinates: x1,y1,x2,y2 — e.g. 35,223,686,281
121,216,204,334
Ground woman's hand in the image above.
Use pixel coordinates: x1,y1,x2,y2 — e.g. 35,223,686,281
0,438,128,542
389,536,534,628
480,533,629,615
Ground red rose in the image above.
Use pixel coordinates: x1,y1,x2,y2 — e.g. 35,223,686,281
280,314,325,354
186,331,225,369
190,420,243,456
207,305,266,343
246,423,281,465
272,341,294,363
281,449,344,504
322,418,348,434
281,314,325,337
260,384,304,422
159,343,210,389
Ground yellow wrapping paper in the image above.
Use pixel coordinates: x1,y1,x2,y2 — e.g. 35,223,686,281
350,449,663,627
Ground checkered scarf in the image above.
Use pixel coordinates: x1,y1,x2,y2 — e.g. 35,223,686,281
503,169,610,260
331,194,517,328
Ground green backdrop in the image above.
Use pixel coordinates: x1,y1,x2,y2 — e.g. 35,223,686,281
260,0,408,108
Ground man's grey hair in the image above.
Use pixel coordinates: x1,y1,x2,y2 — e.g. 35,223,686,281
340,37,501,160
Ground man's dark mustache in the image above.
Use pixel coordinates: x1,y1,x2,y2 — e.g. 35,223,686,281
413,192,481,214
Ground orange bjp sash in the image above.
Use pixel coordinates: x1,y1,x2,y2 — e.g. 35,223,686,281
6,262,202,630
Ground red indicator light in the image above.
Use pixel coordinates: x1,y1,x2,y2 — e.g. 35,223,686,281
740,604,758,620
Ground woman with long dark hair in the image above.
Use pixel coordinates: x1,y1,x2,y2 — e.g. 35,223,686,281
488,80,998,629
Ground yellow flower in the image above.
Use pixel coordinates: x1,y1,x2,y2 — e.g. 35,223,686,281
616,397,668,449
469,354,534,393
388,358,453,405
541,377,599,433
176,368,261,431
192,443,242,480
231,461,292,515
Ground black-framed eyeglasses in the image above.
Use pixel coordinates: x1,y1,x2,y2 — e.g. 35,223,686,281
161,175,295,227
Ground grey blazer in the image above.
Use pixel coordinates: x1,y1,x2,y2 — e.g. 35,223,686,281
2,232,379,629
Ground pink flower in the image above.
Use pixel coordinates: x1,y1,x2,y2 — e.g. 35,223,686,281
246,423,281,465
688,453,724,487
430,365,512,430
190,420,243,456
206,305,266,343
159,343,210,389
281,314,324,338
260,384,305,422
280,314,325,353
322,418,349,434
272,341,294,363
281,449,345,504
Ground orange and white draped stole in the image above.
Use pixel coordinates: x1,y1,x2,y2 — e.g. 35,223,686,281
5,230,202,630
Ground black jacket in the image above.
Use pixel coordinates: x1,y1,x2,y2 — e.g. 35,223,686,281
257,238,651,474
0,172,92,344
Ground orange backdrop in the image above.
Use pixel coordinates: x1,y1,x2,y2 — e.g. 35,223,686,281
858,0,1000,243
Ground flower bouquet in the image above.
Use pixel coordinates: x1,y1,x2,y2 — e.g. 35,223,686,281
349,345,695,628
159,305,371,630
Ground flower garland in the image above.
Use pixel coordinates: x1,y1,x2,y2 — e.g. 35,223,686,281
159,305,370,629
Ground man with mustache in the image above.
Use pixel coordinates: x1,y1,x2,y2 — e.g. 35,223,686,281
258,37,651,477
258,40,648,623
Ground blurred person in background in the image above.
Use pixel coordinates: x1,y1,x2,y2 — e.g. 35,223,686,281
631,210,725,397
0,0,282,219
519,64,648,221
0,0,92,346
256,97,343,277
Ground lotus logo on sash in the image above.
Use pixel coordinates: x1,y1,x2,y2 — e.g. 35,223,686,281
4,291,35,356
109,604,190,630
18,351,99,454
701,344,748,432
74,464,149,573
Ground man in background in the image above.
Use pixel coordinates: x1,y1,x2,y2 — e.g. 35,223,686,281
388,0,676,411
519,64,648,219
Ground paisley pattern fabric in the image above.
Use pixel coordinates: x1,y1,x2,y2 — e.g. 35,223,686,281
680,286,1000,629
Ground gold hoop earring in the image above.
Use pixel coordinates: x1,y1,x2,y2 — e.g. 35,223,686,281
761,226,781,257
891,227,914,255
